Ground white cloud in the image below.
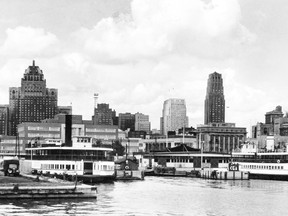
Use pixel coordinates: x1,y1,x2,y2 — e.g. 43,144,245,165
0,26,58,57
72,0,255,63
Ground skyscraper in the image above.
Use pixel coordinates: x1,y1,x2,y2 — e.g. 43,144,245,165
204,72,225,124
8,60,58,135
160,98,188,135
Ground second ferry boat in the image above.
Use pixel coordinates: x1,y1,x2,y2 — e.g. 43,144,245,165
232,142,288,180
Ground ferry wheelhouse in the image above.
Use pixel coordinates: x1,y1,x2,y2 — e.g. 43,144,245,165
232,143,288,180
24,136,115,183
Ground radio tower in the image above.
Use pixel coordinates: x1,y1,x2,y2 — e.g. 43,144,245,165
94,93,99,109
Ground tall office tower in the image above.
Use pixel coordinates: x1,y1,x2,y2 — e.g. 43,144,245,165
135,112,151,133
8,60,58,136
204,72,225,124
93,103,116,125
118,113,135,131
160,99,189,135
0,105,9,135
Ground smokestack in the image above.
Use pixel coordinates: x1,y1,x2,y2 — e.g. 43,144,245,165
65,114,72,147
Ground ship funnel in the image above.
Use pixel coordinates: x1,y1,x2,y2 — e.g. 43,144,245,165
65,114,72,147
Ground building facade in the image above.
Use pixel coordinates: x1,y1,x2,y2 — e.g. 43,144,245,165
204,72,225,124
252,106,285,138
0,105,9,135
197,123,247,153
160,99,188,135
8,61,58,136
17,114,123,153
92,103,116,126
118,113,135,132
135,112,150,133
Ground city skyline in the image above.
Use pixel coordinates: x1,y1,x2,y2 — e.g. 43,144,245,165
1,0,288,135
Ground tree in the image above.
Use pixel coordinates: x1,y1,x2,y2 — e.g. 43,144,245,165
112,139,125,156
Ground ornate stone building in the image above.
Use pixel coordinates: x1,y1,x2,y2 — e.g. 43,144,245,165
197,123,247,153
8,60,58,136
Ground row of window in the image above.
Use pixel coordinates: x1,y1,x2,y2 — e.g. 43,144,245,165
41,163,78,171
41,163,114,171
242,164,284,170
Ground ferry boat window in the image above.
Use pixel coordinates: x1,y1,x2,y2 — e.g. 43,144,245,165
281,166,284,169
269,166,271,169
66,165,71,170
103,165,107,170
55,164,59,169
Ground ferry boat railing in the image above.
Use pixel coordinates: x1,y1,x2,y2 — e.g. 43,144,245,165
25,154,114,161
232,158,288,163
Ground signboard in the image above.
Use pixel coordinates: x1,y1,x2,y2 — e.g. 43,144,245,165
228,163,239,171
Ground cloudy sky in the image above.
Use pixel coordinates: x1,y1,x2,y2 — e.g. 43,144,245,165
0,0,288,136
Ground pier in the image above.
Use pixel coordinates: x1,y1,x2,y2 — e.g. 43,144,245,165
201,169,249,180
0,172,97,199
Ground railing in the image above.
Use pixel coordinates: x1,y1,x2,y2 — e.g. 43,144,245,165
233,158,288,163
24,154,114,161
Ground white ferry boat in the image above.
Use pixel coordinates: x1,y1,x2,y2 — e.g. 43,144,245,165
24,136,116,183
232,143,288,180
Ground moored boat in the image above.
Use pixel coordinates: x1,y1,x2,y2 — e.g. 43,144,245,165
22,136,116,183
232,143,288,180
115,156,144,180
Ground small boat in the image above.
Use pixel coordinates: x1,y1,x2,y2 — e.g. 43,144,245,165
115,156,144,180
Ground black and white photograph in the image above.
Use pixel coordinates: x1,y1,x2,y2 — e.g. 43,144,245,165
0,0,288,215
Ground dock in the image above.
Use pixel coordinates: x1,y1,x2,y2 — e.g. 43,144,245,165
201,169,249,180
0,172,97,199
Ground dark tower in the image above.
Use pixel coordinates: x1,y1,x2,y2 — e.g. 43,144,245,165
8,60,58,135
204,72,225,124
65,115,72,147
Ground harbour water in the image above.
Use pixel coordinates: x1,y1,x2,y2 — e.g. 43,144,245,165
0,176,287,216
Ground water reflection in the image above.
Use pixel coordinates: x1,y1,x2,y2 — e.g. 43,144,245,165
1,177,288,215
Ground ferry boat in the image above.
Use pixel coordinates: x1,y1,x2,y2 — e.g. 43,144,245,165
24,136,116,183
231,143,288,180
137,144,231,176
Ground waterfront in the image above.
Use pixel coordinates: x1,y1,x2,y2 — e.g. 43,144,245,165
0,177,288,216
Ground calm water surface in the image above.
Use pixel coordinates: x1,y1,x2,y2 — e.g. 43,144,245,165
0,177,287,216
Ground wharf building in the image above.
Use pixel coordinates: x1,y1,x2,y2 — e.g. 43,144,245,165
204,72,225,124
8,60,58,136
160,98,189,136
